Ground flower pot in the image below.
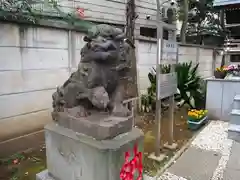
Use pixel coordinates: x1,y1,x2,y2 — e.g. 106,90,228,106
187,116,208,130
214,71,226,79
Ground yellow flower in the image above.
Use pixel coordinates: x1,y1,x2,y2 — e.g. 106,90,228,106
188,109,207,119
216,66,226,72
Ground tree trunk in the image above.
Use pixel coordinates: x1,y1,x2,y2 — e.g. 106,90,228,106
220,10,226,67
196,21,203,44
124,0,138,99
180,0,188,43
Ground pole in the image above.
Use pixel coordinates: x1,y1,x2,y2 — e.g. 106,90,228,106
155,0,163,156
168,32,176,145
163,16,178,149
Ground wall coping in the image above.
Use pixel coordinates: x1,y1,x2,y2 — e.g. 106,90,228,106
136,35,223,50
206,77,240,82
0,18,88,32
0,15,124,33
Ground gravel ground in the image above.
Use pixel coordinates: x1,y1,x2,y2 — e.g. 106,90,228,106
157,121,233,180
191,121,233,155
159,172,187,180
192,121,233,180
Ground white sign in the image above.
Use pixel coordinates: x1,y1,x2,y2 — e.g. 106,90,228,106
161,40,178,62
163,40,177,53
158,72,177,99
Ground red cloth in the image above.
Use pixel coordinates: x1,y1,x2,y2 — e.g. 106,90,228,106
120,144,143,180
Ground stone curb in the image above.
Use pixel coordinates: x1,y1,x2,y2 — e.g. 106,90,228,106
144,120,211,180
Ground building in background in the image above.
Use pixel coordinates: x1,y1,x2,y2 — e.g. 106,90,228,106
214,0,240,64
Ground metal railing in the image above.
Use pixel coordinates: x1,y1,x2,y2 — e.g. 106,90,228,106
123,97,139,127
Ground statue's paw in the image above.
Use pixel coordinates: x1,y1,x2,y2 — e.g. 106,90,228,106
51,112,59,121
112,105,130,117
65,106,88,117
76,111,88,117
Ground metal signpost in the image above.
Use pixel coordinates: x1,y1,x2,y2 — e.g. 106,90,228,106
162,40,178,150
153,0,164,158
152,0,178,159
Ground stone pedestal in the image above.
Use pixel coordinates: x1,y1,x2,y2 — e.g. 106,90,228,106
56,112,133,140
36,123,144,180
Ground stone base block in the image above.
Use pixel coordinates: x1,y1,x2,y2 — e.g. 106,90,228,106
164,142,178,150
37,170,153,180
36,170,54,180
38,123,143,180
228,130,240,143
148,152,166,162
56,112,133,140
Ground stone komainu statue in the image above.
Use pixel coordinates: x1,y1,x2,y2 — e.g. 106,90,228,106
52,24,132,120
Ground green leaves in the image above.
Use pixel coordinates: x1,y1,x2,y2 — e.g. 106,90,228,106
0,0,93,31
141,61,205,112
0,0,36,22
175,62,205,108
160,64,171,74
148,68,156,84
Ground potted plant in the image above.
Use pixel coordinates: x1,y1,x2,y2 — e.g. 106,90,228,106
187,109,208,130
214,67,227,79
226,64,240,77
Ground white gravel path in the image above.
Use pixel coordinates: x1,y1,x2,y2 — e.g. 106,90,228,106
191,121,233,155
192,121,233,180
158,172,187,180
157,121,233,180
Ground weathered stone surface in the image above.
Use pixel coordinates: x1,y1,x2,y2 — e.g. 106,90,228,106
223,142,240,180
223,169,240,180
56,111,133,140
36,24,141,180
228,127,240,143
36,170,54,180
52,24,133,127
168,146,220,180
37,171,153,180
226,141,240,170
36,123,144,180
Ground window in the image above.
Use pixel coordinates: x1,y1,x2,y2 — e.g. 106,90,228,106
92,21,124,30
140,27,169,39
230,54,240,62
226,9,240,24
140,27,157,38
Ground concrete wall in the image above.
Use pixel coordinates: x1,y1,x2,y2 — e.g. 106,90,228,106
136,40,223,94
206,78,240,121
179,45,222,77
0,23,85,143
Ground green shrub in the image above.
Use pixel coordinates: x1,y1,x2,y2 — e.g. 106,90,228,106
140,68,156,112
175,62,205,109
140,61,205,112
140,65,171,112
